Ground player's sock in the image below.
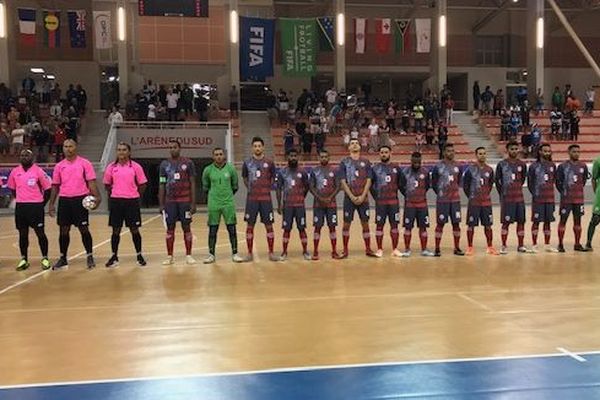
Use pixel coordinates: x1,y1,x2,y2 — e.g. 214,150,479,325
435,225,443,251
183,229,193,256
517,223,525,248
282,230,291,254
226,224,238,254
501,223,509,247
558,223,566,247
404,229,412,250
111,234,120,256
18,228,29,260
375,225,384,250
543,222,551,245
452,224,461,250
329,226,337,253
34,228,48,258
467,226,474,247
419,228,428,251
59,230,70,258
266,225,275,254
484,226,493,247
342,226,350,253
313,228,321,255
587,215,600,245
574,220,582,246
531,222,539,246
131,230,143,254
362,226,372,251
166,229,175,256
81,230,93,256
246,225,254,254
208,225,218,256
299,230,308,253
391,226,399,250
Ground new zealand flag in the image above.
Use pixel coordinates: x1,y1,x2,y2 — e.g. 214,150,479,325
68,10,87,48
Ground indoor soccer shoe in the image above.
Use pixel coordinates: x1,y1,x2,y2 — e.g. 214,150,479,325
16,259,30,272
421,249,435,257
203,254,216,264
41,258,51,270
303,252,311,261
87,255,96,269
186,255,197,265
557,245,566,253
465,247,474,256
545,245,559,253
137,255,147,266
486,247,500,256
232,254,244,263
105,255,119,268
391,249,403,258
311,253,320,261
52,257,69,270
574,244,588,252
374,249,384,258
454,248,465,256
269,253,282,262
162,256,174,265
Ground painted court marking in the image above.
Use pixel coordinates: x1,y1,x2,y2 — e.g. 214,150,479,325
457,292,494,312
557,347,587,362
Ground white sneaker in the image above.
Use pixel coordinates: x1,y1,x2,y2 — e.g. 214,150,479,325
421,249,435,257
391,249,403,257
517,246,533,253
375,249,384,258
303,252,312,260
545,245,559,253
162,256,174,265
500,246,508,255
232,254,244,263
401,250,412,258
203,254,215,264
186,255,197,265
531,245,539,254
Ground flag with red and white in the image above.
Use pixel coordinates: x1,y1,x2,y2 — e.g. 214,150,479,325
18,8,37,47
375,18,392,54
354,18,366,54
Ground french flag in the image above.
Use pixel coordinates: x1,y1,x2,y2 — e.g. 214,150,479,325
19,8,37,47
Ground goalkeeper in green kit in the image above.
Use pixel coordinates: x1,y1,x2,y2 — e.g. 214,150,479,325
202,148,244,263
586,156,600,251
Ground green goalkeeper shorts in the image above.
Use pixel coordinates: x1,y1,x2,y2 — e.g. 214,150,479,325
207,204,237,226
594,190,600,215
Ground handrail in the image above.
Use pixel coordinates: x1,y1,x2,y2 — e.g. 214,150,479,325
100,122,118,171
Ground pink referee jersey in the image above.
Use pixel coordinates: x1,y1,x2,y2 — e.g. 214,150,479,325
7,164,52,203
52,156,96,197
103,160,148,199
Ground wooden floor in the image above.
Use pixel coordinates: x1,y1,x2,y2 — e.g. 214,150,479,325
1,208,600,387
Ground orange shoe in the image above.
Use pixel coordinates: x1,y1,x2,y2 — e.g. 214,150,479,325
486,246,500,256
465,247,474,256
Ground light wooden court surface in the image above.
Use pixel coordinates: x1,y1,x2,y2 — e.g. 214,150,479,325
1,207,600,387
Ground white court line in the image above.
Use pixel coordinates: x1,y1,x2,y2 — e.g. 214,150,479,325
557,347,587,362
457,293,494,312
2,349,600,390
0,215,161,296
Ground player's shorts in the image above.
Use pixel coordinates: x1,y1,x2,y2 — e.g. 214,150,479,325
375,204,400,226
283,207,307,230
244,201,274,225
15,202,45,230
436,202,462,224
164,202,193,226
208,203,237,226
343,197,370,223
501,202,526,224
403,207,430,229
109,198,142,228
559,203,585,219
531,203,555,223
594,192,600,215
57,196,89,227
466,205,493,227
313,207,338,228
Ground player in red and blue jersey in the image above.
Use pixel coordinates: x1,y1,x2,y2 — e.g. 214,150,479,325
399,152,435,257
276,148,310,260
431,144,464,256
309,149,341,260
527,144,558,253
338,138,376,258
462,147,498,256
242,136,280,262
495,142,529,254
556,144,589,252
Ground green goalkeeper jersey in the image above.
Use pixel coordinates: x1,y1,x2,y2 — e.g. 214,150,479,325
202,162,238,208
593,157,600,215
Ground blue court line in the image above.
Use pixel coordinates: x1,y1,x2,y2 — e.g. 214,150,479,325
3,352,600,400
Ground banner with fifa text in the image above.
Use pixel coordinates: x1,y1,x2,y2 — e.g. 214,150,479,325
93,11,112,49
280,18,317,77
239,16,275,82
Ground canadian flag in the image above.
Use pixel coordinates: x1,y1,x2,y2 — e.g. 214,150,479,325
375,18,392,54
354,18,366,54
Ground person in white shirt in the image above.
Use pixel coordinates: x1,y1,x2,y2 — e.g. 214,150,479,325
108,106,124,127
147,103,157,121
325,87,337,110
49,100,62,119
368,118,379,152
585,87,595,115
11,123,26,155
314,102,325,117
166,88,180,121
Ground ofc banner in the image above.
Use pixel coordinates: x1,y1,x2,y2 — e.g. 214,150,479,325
280,18,317,77
239,17,275,82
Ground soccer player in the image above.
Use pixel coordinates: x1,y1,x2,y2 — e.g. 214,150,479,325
103,142,148,268
556,144,589,252
158,140,197,265
370,145,402,257
399,152,434,257
48,139,101,269
339,138,376,258
495,142,529,254
276,148,310,260
431,144,464,256
462,147,498,255
7,149,51,271
201,147,244,264
309,149,341,260
585,154,600,251
527,144,558,253
242,136,279,261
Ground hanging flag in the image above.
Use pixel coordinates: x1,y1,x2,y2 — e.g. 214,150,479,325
68,10,87,48
317,17,335,52
93,11,112,49
239,17,275,81
354,18,366,54
280,18,317,77
394,19,411,54
375,18,392,54
415,18,431,53
43,11,61,48
18,8,37,47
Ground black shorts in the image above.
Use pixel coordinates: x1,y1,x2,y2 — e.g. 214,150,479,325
501,202,526,224
109,198,142,228
282,207,307,230
313,207,338,228
560,203,585,219
403,207,430,229
57,196,89,227
343,197,370,223
15,203,45,230
467,205,493,227
436,202,461,224
244,201,274,225
375,204,400,226
532,203,555,223
164,202,192,226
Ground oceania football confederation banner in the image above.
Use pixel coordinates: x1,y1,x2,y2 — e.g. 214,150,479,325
280,18,317,77
93,11,112,49
239,17,275,82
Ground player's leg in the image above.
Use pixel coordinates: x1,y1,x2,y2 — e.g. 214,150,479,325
53,198,72,269
402,209,414,255
516,203,527,252
260,202,278,261
312,208,324,260
481,206,497,255
297,208,310,259
180,203,194,262
418,209,433,256
341,197,354,258
33,225,50,269
466,205,477,255
434,203,449,256
17,226,30,271
359,203,375,256
586,213,600,250
390,206,401,256
500,203,511,253
573,205,586,251
531,205,540,250
222,204,241,262
163,202,177,265
557,205,569,252
106,199,123,268
72,196,94,268
125,199,145,266
243,201,259,259
204,207,221,264
375,205,386,257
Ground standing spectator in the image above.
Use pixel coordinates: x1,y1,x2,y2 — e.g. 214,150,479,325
76,84,87,114
551,86,563,110
31,122,50,163
472,81,481,112
283,122,297,155
481,86,493,115
181,83,194,117
229,85,239,118
11,123,26,155
40,78,52,105
444,95,455,126
157,85,167,106
550,107,562,139
66,84,78,105
437,122,448,160
166,88,179,121
50,100,62,120
194,90,209,122
379,119,390,148
53,123,66,162
425,119,435,147
440,84,451,105
386,102,397,132
570,111,580,141
277,89,289,125
108,106,123,126
413,100,425,133
563,84,573,107
493,89,504,116
147,102,157,122
400,106,410,134
8,106,20,130
301,122,313,159
585,87,595,115
561,110,571,141
516,86,528,107
521,99,531,127
325,87,338,111
535,88,544,115
500,110,511,142
0,123,9,156
0,82,11,113
368,118,380,152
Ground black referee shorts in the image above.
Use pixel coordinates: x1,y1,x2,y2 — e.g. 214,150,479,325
109,198,142,228
57,196,89,227
15,202,45,230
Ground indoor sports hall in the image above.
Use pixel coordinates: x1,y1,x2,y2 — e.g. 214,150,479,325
1,0,600,399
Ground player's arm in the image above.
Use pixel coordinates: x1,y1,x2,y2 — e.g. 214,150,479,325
158,162,167,213
230,164,239,194
303,172,310,198
190,161,197,214
87,180,102,208
201,166,210,194
275,171,283,215
135,164,148,197
241,161,249,189
583,164,590,186
593,161,599,193
555,164,564,194
359,177,372,204
494,164,503,197
48,185,59,217
462,168,471,198
398,170,407,197
520,163,527,185
526,165,535,195
308,173,320,201
430,166,439,195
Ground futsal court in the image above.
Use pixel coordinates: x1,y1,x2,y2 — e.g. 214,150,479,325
1,206,600,399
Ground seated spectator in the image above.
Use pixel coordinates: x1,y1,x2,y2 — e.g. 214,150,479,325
11,123,25,155
0,122,9,156
585,86,595,115
379,120,390,148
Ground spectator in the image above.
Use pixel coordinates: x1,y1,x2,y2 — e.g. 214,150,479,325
50,100,62,119
550,107,562,139
166,88,179,121
585,86,595,115
283,122,297,154
157,85,167,106
413,100,425,133
516,86,527,107
437,122,448,159
8,106,20,130
325,87,337,111
481,86,493,115
31,122,50,163
379,119,390,148
147,102,157,122
570,111,580,141
444,95,455,126
493,89,504,116
0,122,9,156
530,123,542,157
551,86,563,110
425,119,435,147
535,88,544,115
181,83,194,117
563,84,573,106
400,106,410,134
53,122,66,162
11,123,25,155
76,84,87,114
277,89,289,125
500,110,511,142
66,84,78,106
521,100,531,127
472,81,481,111
108,106,123,126
194,91,209,122
368,118,379,152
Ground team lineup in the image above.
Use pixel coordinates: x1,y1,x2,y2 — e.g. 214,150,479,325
5,137,600,270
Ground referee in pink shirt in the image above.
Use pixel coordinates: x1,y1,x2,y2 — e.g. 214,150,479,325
103,142,148,267
48,139,102,270
7,150,52,271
